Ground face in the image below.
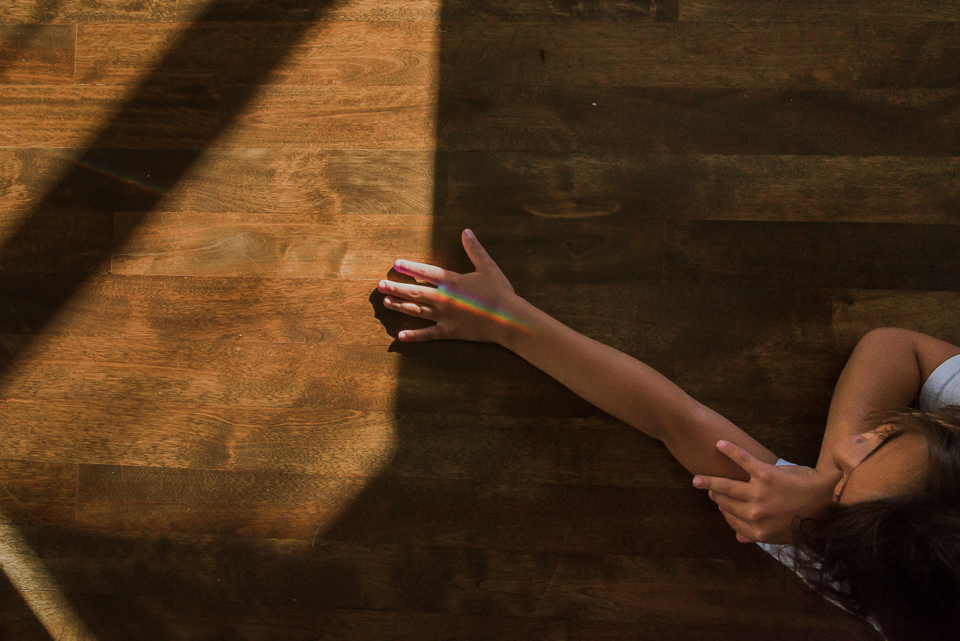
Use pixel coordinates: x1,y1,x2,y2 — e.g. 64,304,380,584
831,427,928,505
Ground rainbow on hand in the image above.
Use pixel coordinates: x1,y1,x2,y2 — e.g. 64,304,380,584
435,287,531,332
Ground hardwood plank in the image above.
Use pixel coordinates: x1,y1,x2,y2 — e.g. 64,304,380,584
0,85,220,148
832,290,960,349
0,149,437,217
0,591,51,641
664,221,960,290
338,21,439,86
0,0,401,23
448,153,960,224
680,0,960,23
180,0,406,23
112,215,662,284
76,22,339,86
0,399,604,481
0,25,76,85
0,274,381,344
429,217,663,287
112,214,434,278
568,618,881,641
222,85,437,149
433,0,661,22
0,335,595,417
0,524,859,628
76,22,438,87
437,23,960,90
435,87,960,154
0,207,112,274
0,460,76,527
76,465,739,557
0,0,675,23
4,594,567,641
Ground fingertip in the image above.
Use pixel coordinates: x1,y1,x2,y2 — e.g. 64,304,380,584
464,228,475,240
399,331,408,341
717,440,726,449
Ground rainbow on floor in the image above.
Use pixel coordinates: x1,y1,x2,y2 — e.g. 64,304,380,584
435,286,532,333
0,128,169,197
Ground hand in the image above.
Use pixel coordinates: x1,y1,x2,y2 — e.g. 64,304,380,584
694,441,842,544
379,229,519,344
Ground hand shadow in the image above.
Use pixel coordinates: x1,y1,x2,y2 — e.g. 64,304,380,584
369,268,436,354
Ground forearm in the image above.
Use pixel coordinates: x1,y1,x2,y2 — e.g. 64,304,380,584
496,294,780,480
497,294,698,443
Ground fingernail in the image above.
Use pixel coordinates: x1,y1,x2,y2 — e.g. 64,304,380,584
693,477,702,488
464,229,475,239
383,297,391,305
394,260,403,268
379,280,386,290
717,440,726,449
399,331,407,340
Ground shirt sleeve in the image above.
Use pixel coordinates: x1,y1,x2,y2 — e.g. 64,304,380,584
919,354,960,412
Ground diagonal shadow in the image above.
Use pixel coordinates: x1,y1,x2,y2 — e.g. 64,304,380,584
0,0,343,636
1,0,937,637
0,0,343,381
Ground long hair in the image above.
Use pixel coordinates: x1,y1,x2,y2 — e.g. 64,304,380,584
790,406,960,641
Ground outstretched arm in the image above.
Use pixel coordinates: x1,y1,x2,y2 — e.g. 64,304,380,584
379,229,778,481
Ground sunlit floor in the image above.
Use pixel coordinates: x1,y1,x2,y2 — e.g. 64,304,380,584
1,0,958,638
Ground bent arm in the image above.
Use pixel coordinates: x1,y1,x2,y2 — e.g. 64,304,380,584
816,327,960,474
497,295,779,481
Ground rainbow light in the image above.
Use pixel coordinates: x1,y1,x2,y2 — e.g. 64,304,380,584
0,128,169,197
434,286,532,332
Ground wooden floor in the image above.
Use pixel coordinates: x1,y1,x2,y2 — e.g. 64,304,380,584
1,0,959,638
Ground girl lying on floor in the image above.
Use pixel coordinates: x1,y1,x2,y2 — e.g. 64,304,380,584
378,229,960,641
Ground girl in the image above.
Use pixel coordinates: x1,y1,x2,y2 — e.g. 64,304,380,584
378,229,960,641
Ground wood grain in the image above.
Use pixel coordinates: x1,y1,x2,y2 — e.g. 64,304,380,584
6,595,568,641
681,0,960,23
0,335,595,417
664,221,960,289
0,273,387,343
437,23,960,90
435,0,665,22
0,25,76,85
0,0,407,23
568,618,882,641
75,465,741,558
2,0,956,635
448,153,960,224
0,207,112,273
75,22,440,87
0,85,220,148
76,22,340,86
112,214,434,278
832,290,960,349
0,149,437,217
435,87,960,154
0,524,871,631
222,85,437,149
0,459,76,527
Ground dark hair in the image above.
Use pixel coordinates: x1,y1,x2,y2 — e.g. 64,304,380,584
790,406,960,641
